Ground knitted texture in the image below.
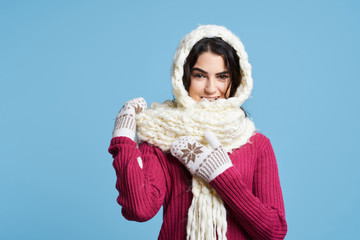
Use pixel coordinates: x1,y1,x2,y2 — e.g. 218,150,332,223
136,99,255,153
136,24,255,153
170,133,233,182
112,97,147,140
110,25,287,239
171,25,253,109
108,133,287,239
171,132,234,239
135,25,256,239
186,177,227,239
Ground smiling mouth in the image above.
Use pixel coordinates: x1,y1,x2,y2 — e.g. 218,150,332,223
201,97,220,102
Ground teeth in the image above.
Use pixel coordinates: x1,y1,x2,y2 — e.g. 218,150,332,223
201,97,219,101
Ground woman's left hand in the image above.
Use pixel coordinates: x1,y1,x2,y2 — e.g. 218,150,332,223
170,131,233,182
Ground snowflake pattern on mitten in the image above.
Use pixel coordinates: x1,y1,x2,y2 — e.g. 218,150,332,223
171,132,233,182
180,142,203,163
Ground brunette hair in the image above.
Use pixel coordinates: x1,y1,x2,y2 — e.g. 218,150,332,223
182,37,241,98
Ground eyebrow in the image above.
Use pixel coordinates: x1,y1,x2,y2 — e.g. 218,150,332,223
192,67,229,75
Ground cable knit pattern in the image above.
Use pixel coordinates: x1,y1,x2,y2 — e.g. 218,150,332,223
108,133,287,239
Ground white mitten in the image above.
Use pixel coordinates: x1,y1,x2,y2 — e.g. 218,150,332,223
112,97,147,140
170,131,233,182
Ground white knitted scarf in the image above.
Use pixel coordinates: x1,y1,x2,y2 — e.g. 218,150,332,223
136,25,256,239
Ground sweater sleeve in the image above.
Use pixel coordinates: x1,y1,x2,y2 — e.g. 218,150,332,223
108,137,167,222
209,136,287,239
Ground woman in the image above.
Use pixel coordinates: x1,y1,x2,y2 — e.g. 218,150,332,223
109,25,287,240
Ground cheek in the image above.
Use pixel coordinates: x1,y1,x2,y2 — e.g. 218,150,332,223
188,79,204,101
189,80,203,94
218,82,230,95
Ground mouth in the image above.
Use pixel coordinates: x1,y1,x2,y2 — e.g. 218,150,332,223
201,96,220,102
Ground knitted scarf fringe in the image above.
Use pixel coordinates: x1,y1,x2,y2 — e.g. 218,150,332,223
187,177,227,240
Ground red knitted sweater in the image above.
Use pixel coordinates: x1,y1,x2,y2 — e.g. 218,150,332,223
108,132,287,239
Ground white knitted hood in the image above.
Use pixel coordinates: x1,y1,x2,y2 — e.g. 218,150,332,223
171,24,253,109
136,25,255,153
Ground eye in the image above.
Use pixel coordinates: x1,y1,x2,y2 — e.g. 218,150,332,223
217,75,229,81
192,73,206,79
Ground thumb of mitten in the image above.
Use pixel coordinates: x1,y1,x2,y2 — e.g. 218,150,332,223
204,131,221,149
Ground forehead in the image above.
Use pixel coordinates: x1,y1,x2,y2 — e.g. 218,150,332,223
193,52,227,72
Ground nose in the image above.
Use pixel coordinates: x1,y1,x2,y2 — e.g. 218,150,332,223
204,78,216,94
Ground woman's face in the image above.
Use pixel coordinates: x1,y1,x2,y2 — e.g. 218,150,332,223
188,51,231,102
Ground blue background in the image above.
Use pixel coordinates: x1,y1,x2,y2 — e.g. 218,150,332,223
1,0,359,239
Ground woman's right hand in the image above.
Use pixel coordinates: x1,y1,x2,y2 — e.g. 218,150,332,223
112,97,147,140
